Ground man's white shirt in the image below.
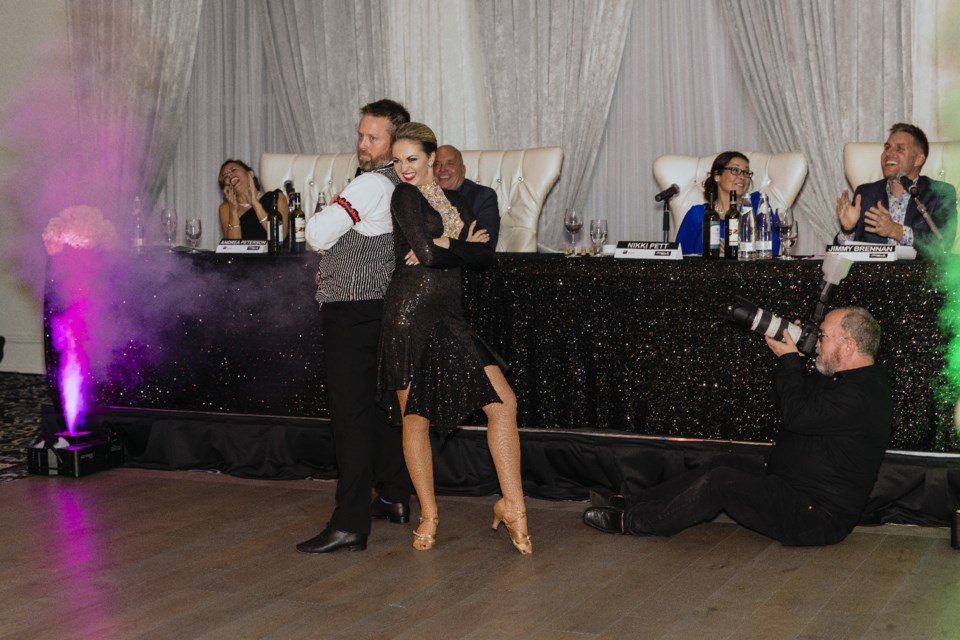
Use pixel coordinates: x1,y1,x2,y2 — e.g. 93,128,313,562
305,171,395,251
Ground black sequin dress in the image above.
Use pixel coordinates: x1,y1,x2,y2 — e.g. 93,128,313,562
378,182,502,437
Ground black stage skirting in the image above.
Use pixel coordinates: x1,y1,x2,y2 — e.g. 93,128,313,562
41,251,960,526
42,406,960,528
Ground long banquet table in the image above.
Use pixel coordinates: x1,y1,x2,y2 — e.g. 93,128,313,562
44,248,958,453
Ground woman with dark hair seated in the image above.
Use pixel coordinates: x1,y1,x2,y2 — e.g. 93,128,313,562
675,151,775,256
217,159,288,240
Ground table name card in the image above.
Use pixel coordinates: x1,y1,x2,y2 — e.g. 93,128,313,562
614,241,683,260
825,244,896,262
216,240,269,254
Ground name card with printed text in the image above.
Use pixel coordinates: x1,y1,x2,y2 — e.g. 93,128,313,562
825,244,897,262
216,240,269,254
614,241,683,260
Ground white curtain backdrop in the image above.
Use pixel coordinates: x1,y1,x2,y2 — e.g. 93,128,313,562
67,0,203,214
721,0,913,248
583,0,768,246
912,0,960,141
383,0,490,149
474,0,634,252
158,0,286,249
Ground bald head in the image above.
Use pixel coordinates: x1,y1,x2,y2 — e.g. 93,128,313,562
434,145,466,190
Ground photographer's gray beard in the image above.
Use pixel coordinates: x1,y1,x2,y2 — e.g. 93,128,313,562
815,351,840,377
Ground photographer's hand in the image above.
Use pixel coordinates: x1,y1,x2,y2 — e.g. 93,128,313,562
764,325,800,357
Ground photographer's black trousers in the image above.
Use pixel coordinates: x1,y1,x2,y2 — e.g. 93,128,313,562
624,466,851,546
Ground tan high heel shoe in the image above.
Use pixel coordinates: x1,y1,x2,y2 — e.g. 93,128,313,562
412,516,439,551
491,499,533,555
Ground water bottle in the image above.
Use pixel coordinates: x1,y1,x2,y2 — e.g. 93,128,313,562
738,195,755,262
756,195,773,260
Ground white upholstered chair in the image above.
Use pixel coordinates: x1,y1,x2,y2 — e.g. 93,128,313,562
259,146,563,252
844,141,960,251
652,151,809,240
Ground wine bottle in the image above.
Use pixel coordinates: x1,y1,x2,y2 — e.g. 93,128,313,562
314,190,327,214
267,191,281,254
702,192,721,259
725,190,740,260
292,192,306,253
738,194,756,262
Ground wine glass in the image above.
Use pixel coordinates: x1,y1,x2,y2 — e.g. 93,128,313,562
589,219,608,255
160,208,178,250
776,209,798,259
185,218,202,253
563,207,582,250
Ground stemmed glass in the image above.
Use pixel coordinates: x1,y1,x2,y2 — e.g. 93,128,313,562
589,219,608,255
564,207,582,250
776,209,798,259
160,208,178,250
185,218,202,253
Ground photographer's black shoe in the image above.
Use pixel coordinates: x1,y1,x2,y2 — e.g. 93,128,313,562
370,497,410,524
582,507,626,535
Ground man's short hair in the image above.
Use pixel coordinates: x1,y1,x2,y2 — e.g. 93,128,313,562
838,307,882,357
889,122,929,158
360,99,410,139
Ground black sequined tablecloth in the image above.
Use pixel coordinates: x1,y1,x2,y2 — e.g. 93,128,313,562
43,250,959,452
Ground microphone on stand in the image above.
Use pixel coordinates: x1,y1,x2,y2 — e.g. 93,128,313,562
655,184,679,242
654,184,680,202
896,173,919,197
895,173,943,240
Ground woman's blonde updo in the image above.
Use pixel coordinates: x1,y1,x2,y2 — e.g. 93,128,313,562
394,122,438,155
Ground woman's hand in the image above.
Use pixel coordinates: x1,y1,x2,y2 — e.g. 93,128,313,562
223,185,239,208
404,249,420,266
244,171,259,201
465,220,489,244
432,235,451,249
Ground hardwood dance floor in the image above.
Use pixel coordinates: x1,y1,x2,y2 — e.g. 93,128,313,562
2,468,959,640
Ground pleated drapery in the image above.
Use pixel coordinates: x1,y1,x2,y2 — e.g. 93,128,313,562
66,0,203,209
474,1,634,251
720,0,913,245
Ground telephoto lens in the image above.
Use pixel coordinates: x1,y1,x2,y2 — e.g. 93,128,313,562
727,298,802,343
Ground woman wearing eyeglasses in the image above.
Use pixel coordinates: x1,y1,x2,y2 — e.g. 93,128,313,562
676,151,771,256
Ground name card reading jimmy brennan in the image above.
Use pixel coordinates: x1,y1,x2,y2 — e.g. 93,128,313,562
216,240,269,254
825,244,896,262
614,241,683,261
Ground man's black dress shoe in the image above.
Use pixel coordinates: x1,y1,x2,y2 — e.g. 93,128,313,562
296,527,368,553
370,497,410,524
582,507,626,534
589,490,626,510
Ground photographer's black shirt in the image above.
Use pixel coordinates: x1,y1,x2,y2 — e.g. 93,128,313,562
767,353,892,530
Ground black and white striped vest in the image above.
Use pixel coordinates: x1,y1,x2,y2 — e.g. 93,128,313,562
314,164,400,306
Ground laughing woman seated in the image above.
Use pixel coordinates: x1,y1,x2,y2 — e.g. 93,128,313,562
675,151,777,256
217,159,288,240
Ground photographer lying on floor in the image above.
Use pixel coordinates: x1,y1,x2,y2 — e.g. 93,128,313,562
583,306,892,546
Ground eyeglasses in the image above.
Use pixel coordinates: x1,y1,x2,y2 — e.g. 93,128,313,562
817,332,849,342
723,167,754,178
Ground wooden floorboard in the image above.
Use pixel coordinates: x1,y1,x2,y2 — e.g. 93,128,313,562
1,467,958,640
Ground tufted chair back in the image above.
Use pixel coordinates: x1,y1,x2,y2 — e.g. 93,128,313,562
652,151,809,239
844,142,960,251
260,146,563,252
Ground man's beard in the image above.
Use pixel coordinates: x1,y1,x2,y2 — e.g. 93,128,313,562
815,350,839,376
358,151,391,172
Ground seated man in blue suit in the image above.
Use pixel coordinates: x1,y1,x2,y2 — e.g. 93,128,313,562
835,122,956,253
434,144,500,249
